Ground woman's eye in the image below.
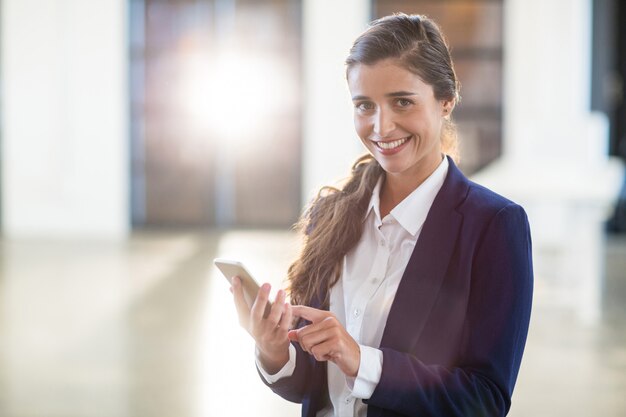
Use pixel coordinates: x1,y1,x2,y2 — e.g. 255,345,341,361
355,102,374,112
396,98,413,107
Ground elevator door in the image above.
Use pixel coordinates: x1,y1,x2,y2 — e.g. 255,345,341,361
130,0,302,228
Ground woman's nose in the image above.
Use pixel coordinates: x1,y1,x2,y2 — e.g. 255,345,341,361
372,109,395,138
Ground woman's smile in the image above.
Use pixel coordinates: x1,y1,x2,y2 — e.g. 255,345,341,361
371,135,413,155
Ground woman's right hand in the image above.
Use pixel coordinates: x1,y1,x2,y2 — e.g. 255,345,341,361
231,276,293,374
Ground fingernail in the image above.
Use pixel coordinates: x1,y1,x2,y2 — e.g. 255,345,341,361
277,289,284,298
262,283,270,292
231,276,240,286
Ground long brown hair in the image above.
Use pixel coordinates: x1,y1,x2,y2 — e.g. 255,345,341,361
288,14,461,308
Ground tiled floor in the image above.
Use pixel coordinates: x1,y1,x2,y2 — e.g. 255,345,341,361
0,230,624,417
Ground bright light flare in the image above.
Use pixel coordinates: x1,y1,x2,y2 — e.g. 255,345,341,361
178,50,292,143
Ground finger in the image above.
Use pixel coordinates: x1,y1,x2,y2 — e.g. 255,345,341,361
288,329,299,342
277,302,293,333
266,289,286,326
250,283,271,323
298,323,338,354
293,315,336,340
287,325,312,353
231,276,252,327
291,305,331,324
310,339,338,362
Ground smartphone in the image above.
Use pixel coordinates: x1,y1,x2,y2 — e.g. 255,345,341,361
213,258,271,317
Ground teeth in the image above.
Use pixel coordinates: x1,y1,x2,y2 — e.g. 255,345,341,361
376,137,409,150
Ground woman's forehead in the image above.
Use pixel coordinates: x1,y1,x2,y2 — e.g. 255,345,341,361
347,60,431,97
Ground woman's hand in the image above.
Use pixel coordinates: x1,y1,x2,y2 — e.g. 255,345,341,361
231,277,293,374
289,306,361,378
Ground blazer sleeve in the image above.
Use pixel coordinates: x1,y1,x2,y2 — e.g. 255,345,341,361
256,341,314,403
367,203,533,417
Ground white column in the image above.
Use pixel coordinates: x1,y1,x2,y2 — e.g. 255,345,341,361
473,0,624,323
301,0,370,203
504,0,596,164
1,0,129,239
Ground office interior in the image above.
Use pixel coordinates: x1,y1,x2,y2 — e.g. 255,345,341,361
1,0,625,416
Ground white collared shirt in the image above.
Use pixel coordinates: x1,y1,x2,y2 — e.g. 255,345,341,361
258,156,449,417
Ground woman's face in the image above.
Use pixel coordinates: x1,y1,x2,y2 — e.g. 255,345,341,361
347,59,452,183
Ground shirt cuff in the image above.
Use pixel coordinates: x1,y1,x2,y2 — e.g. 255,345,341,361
346,345,383,399
255,343,297,384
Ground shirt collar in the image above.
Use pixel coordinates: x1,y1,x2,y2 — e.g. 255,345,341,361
365,155,449,236
366,176,385,227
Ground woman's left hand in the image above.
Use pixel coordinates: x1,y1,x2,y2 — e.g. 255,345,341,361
288,305,361,378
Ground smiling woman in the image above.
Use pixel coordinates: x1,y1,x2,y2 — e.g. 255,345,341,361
231,13,533,417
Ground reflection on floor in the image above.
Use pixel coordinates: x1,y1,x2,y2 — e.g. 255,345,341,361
0,230,624,417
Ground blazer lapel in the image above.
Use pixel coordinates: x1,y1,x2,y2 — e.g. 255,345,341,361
380,156,469,352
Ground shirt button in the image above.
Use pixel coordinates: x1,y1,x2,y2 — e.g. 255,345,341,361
345,396,353,404
371,277,378,284
379,239,386,247
353,308,361,317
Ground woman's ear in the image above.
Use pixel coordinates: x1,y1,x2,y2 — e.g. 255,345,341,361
441,99,455,116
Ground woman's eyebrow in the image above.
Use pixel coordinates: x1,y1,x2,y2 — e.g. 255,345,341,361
351,91,418,101
387,91,418,97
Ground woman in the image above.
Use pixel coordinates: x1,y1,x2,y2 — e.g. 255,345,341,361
231,13,533,417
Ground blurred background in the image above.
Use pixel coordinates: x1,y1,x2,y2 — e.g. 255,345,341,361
1,0,625,416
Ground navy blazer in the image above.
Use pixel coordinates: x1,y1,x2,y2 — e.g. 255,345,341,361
261,156,533,417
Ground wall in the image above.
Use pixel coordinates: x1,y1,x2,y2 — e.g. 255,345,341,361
301,0,370,203
1,0,129,238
